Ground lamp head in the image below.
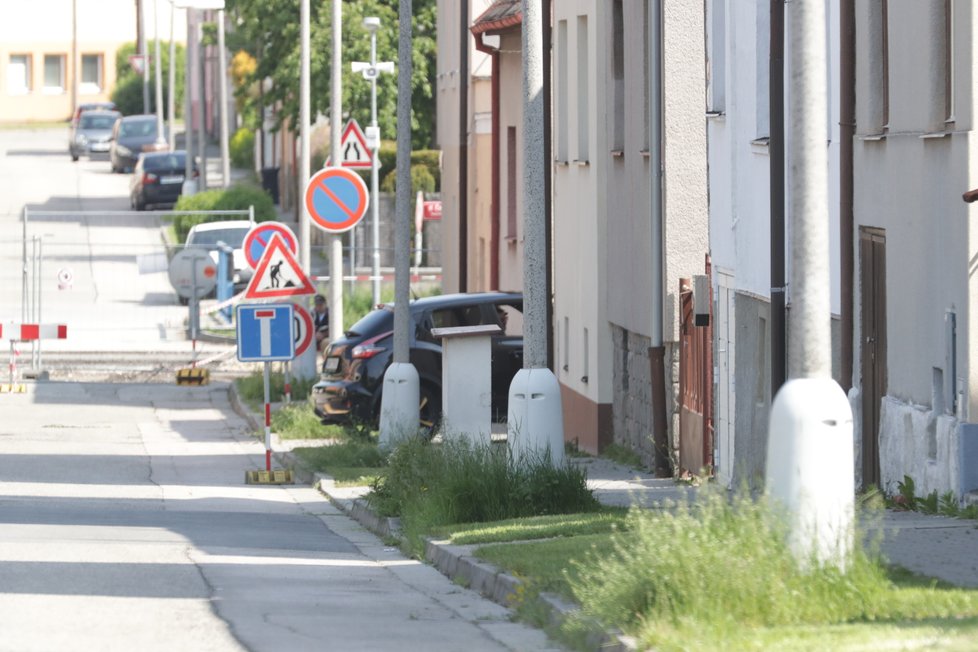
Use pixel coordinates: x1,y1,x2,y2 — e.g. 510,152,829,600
363,16,380,32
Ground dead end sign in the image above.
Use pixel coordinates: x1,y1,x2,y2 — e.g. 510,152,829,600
305,167,369,234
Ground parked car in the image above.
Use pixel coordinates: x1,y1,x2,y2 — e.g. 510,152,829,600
310,292,524,431
183,220,254,297
109,114,167,173
130,151,197,210
70,101,117,127
69,109,121,161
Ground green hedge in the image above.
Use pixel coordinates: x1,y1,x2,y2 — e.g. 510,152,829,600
377,142,440,192
230,127,255,170
172,183,275,242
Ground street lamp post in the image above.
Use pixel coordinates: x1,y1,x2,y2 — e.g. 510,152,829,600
354,17,394,306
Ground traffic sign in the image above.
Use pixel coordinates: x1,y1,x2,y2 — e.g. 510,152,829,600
324,119,373,169
292,304,314,357
243,234,316,299
243,221,297,269
168,248,218,300
236,303,295,362
305,167,370,234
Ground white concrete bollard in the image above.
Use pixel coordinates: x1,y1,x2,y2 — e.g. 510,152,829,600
766,377,855,567
507,367,564,465
379,362,420,449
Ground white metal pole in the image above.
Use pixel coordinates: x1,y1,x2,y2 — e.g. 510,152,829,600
329,0,344,340
140,0,150,114
217,9,230,187
370,27,381,306
154,0,165,143
168,1,176,151
183,8,194,187
300,0,311,274
263,361,272,471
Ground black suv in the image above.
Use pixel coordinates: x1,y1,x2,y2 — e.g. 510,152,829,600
310,292,524,429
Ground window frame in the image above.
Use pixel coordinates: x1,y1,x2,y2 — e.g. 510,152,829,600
7,53,32,95
43,54,66,94
80,53,103,94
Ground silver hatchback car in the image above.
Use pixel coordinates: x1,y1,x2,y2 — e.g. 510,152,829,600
69,109,121,161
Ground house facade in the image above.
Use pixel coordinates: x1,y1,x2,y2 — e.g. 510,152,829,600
853,1,978,498
1,0,186,123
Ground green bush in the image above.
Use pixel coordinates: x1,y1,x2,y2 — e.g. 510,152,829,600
112,42,185,117
172,183,275,242
377,145,440,193
230,127,255,170
380,164,436,195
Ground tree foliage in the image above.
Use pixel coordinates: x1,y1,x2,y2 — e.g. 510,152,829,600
112,42,186,117
224,0,437,149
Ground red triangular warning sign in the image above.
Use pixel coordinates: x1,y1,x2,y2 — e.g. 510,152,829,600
244,234,316,299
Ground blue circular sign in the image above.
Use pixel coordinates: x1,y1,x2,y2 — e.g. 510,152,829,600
304,167,369,233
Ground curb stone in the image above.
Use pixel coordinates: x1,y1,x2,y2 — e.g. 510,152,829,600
225,381,635,651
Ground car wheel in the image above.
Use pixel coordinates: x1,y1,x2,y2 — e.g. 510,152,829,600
71,153,79,162
134,196,146,211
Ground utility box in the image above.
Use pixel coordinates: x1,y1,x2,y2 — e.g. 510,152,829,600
432,324,501,446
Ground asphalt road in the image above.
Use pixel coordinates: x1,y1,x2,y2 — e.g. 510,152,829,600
0,381,559,651
0,126,234,367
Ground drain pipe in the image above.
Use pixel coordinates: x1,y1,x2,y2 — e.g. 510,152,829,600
458,1,470,292
472,30,501,290
770,0,787,397
648,0,671,477
840,0,855,391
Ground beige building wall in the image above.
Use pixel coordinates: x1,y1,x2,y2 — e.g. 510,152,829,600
1,0,187,123
436,0,494,294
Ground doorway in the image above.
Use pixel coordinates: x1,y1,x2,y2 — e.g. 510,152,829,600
859,227,887,488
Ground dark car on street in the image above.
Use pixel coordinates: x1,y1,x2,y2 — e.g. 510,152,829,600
69,109,121,160
109,114,167,172
310,292,524,430
130,150,197,210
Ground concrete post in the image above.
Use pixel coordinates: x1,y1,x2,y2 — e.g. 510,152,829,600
507,0,564,464
766,0,854,567
217,9,230,188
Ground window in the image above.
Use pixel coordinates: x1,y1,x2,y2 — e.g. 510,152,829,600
945,0,954,122
576,15,589,162
755,1,770,138
611,1,624,153
507,126,517,239
707,0,726,113
81,53,103,94
556,20,569,162
7,54,31,94
43,54,65,93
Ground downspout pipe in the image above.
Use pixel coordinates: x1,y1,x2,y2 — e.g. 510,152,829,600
543,0,554,369
648,0,671,477
770,0,787,396
459,1,470,292
840,0,855,391
473,30,502,290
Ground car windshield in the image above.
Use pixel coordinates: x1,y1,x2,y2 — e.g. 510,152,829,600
143,154,186,171
79,114,117,130
187,228,248,248
119,120,156,138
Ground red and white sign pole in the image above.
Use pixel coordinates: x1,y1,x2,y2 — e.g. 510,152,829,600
263,360,273,471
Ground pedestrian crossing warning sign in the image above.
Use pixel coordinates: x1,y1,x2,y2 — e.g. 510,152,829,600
243,234,316,299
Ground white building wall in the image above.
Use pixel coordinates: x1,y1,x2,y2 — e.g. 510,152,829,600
853,0,977,497
496,30,524,293
707,0,842,487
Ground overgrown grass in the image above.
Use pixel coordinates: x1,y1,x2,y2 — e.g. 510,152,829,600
889,474,978,519
292,440,386,486
555,488,978,650
271,403,349,440
235,369,317,404
367,437,601,555
599,443,645,469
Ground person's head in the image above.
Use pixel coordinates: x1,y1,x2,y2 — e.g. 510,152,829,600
314,294,326,312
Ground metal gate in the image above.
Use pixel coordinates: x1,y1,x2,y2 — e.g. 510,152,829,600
678,257,714,477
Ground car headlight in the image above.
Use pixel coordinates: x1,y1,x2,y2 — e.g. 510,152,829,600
115,144,132,156
74,134,88,145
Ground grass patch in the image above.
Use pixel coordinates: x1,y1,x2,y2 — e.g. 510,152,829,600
270,404,349,440
431,509,628,545
367,437,601,556
292,440,386,485
557,488,978,650
600,443,645,470
236,369,317,404
476,534,611,599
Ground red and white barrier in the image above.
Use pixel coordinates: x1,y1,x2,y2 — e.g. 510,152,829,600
0,324,68,341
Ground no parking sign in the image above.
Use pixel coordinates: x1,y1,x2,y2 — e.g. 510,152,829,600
304,167,369,233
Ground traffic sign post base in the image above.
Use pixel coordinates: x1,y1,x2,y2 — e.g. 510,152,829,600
244,469,294,484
